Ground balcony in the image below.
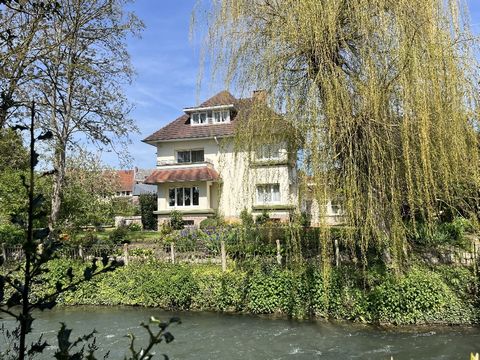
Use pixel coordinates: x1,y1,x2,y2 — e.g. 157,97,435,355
156,158,215,170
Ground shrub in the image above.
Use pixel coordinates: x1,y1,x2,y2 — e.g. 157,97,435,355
169,210,184,230
245,265,291,314
199,211,225,230
108,226,129,244
370,267,475,324
72,230,98,247
139,193,157,230
0,223,24,245
240,208,254,227
255,210,270,225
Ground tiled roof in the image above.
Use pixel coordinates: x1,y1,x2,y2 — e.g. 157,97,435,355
144,167,220,184
143,91,253,143
115,170,135,192
197,90,237,108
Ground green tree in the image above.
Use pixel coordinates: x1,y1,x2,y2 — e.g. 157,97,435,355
139,193,158,231
0,104,177,360
57,151,119,229
198,0,480,270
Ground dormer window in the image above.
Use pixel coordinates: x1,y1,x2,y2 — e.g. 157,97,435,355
191,110,230,126
192,112,207,125
214,110,230,123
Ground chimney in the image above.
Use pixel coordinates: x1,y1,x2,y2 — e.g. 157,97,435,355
252,89,267,102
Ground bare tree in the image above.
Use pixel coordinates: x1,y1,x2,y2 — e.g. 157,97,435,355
0,1,59,127
31,0,142,227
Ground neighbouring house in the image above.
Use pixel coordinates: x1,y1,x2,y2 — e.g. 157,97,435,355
143,90,302,226
114,168,157,201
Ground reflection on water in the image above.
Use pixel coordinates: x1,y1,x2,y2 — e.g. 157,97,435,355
2,306,479,359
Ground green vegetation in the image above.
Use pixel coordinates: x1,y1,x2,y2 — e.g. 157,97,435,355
169,210,185,230
139,193,157,231
199,211,225,229
199,0,480,273
38,259,477,325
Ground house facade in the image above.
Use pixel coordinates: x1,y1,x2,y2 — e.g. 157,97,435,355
143,91,300,226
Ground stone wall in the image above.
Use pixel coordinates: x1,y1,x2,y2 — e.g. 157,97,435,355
115,215,142,228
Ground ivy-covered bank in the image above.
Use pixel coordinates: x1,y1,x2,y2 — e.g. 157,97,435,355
37,259,478,326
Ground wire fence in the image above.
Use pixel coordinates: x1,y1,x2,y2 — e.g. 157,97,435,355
1,226,478,268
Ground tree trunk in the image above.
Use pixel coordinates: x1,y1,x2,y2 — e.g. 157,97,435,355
50,142,66,228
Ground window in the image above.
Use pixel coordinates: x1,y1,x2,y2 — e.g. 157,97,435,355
116,191,131,197
191,110,230,125
256,184,280,204
169,187,200,207
177,151,191,163
213,110,230,123
256,143,282,161
192,112,207,125
177,149,204,163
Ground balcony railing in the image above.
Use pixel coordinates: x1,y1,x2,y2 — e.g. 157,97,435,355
156,158,215,169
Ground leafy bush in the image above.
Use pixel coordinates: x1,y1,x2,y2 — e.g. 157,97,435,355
139,193,157,230
0,223,24,245
108,226,129,244
409,217,475,248
36,260,478,325
199,211,225,229
70,230,99,247
240,208,254,227
370,267,475,324
199,217,219,229
255,210,270,225
169,210,184,230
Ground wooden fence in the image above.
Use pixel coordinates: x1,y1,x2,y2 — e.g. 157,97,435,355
0,240,255,272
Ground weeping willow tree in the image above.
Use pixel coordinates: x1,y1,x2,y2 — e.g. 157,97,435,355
195,0,480,270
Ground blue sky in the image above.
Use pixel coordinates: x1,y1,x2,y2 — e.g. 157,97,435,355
106,0,480,169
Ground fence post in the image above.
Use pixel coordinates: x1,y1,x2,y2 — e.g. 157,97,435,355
221,240,227,272
123,243,129,266
276,239,282,265
170,242,175,264
78,245,84,260
334,239,340,267
1,243,6,263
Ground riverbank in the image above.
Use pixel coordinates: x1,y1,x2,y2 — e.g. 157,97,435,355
36,259,479,326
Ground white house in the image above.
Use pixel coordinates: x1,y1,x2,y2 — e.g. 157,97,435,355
143,90,302,226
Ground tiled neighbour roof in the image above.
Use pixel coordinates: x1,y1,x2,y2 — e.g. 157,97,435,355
144,167,220,184
116,170,135,192
142,91,253,143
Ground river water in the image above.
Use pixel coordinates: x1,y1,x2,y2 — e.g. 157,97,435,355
2,306,479,359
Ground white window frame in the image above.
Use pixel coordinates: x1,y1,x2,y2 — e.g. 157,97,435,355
256,184,281,204
191,112,207,125
168,186,200,207
191,110,230,126
176,149,205,164
256,143,282,161
213,110,230,124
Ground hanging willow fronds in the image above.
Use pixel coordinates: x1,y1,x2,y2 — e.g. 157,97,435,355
195,0,480,270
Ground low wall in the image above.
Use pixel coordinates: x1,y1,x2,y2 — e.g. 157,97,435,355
115,216,142,228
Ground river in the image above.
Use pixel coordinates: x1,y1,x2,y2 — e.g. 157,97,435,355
1,306,479,359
